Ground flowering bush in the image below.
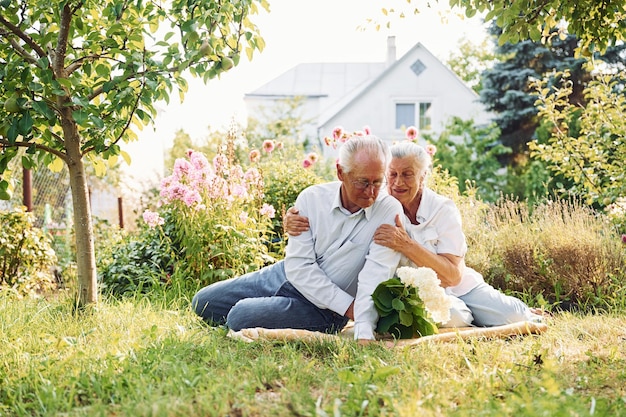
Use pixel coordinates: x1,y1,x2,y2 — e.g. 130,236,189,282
246,138,331,242
150,148,278,284
373,266,452,339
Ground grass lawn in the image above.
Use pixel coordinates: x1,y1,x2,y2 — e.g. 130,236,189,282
1,292,625,416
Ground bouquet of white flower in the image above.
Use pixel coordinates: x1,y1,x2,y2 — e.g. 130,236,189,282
373,266,453,339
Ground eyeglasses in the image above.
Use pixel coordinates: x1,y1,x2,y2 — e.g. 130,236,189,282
351,179,386,190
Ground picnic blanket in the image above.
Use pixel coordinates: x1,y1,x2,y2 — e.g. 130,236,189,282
228,320,548,347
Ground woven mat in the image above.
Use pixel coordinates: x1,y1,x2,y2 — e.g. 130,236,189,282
228,321,548,347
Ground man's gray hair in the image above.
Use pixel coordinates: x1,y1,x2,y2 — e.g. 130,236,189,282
390,141,432,176
338,135,390,174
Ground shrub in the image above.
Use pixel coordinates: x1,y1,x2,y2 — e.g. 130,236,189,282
0,207,58,295
98,224,176,297
464,198,626,311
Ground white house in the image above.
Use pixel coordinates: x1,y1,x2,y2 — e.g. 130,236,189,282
244,36,492,157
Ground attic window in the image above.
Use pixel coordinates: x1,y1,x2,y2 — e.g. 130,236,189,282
410,59,426,77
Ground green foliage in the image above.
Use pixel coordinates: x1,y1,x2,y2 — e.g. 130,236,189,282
246,96,315,149
373,277,437,339
98,224,176,298
164,129,195,172
0,0,267,171
449,0,626,55
0,207,57,295
446,37,497,94
530,69,626,208
0,0,268,304
480,26,591,157
424,117,510,202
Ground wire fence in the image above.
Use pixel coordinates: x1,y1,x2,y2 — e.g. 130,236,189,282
0,167,73,230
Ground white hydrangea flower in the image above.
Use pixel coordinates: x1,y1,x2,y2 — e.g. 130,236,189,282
396,266,453,324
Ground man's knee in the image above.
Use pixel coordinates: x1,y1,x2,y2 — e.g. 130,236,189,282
226,298,259,331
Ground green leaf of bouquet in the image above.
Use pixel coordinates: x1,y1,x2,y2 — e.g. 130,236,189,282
391,297,405,311
390,324,414,339
380,277,404,290
413,315,438,337
373,287,394,311
399,309,413,326
376,311,399,333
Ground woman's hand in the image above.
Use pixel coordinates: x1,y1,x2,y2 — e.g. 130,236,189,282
373,214,412,252
283,207,310,236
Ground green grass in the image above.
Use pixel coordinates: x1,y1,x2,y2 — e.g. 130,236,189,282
1,292,625,416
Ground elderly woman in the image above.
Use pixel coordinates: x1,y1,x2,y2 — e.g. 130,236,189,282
286,141,542,328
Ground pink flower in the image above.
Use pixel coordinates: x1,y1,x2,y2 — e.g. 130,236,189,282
425,144,437,156
302,159,313,169
173,158,192,179
260,203,276,219
143,210,165,228
189,151,210,171
622,234,626,244
244,167,263,187
405,126,418,140
262,140,275,153
182,188,202,207
240,211,249,224
324,136,333,147
363,125,372,135
213,154,228,172
275,141,284,150
332,126,343,140
249,149,260,163
230,183,248,198
306,152,319,163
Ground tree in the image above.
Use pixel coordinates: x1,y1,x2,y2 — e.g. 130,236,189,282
0,0,267,306
446,37,496,94
530,70,626,207
381,0,626,54
479,25,589,159
165,129,194,171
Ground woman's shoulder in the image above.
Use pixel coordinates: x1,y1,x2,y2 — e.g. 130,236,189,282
423,188,459,213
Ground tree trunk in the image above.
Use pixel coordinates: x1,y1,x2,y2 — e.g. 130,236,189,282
66,135,98,306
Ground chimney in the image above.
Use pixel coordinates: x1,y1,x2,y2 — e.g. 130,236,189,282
386,36,396,67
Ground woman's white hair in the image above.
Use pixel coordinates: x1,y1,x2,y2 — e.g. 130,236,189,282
389,141,432,176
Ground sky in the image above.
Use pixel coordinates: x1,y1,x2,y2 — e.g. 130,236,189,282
123,0,489,183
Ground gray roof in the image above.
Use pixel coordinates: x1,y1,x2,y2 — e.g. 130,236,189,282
245,62,386,108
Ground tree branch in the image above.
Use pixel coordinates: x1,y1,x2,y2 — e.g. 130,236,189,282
0,138,67,162
0,14,47,58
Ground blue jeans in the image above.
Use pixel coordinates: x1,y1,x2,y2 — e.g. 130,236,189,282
192,260,349,333
459,282,534,326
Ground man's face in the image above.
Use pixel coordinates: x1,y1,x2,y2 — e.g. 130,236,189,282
337,150,386,212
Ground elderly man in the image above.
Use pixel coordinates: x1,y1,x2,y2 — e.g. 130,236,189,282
192,135,403,341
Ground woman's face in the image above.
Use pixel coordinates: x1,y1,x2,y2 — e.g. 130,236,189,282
386,156,424,208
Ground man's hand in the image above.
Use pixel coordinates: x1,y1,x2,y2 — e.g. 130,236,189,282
283,207,310,236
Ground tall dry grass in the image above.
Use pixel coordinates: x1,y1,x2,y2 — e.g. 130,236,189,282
461,197,625,310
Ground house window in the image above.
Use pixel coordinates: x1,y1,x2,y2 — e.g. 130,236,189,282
410,59,426,77
419,102,432,130
395,102,432,130
395,103,415,129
